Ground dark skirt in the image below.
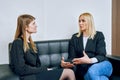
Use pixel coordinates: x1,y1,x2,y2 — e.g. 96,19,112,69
36,69,63,80
20,69,63,80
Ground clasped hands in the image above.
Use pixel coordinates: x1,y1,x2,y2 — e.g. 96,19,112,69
61,51,92,68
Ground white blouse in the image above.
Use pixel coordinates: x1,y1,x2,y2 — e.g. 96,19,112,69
83,36,98,63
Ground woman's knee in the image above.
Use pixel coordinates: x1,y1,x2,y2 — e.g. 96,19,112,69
65,69,75,80
85,61,113,79
84,69,96,80
60,69,75,80
64,69,75,76
86,67,96,77
103,61,113,76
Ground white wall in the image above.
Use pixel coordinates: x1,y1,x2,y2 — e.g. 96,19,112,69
0,0,112,64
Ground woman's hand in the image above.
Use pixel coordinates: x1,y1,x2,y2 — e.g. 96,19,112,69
61,57,74,68
72,51,92,64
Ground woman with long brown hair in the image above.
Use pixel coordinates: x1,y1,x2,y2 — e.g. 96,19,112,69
10,14,76,80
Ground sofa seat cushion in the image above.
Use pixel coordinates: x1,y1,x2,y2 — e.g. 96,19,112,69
0,64,19,80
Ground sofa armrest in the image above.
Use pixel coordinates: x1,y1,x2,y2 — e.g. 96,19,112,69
0,64,19,80
106,55,120,80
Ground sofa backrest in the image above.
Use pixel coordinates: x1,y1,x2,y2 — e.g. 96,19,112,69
9,39,70,69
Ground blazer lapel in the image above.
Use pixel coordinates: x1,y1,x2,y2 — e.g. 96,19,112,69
85,38,94,51
85,38,89,51
79,34,84,51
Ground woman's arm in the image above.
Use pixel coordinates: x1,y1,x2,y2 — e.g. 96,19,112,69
95,32,107,62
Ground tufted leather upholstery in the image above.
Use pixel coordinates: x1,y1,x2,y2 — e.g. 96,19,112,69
36,40,69,68
0,39,69,80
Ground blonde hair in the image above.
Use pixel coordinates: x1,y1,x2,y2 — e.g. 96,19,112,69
77,12,96,39
14,14,37,53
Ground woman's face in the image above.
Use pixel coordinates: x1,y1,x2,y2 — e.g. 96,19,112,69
26,20,37,34
79,16,88,32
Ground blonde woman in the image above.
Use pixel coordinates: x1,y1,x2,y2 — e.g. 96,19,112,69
61,12,112,80
10,14,76,80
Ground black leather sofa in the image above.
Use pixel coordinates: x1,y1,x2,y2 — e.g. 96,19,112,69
107,55,120,80
0,39,120,80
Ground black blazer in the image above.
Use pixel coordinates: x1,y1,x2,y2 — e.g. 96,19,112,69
9,38,47,80
68,31,107,75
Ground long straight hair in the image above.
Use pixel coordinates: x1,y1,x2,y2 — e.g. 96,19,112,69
77,12,96,39
14,14,37,53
